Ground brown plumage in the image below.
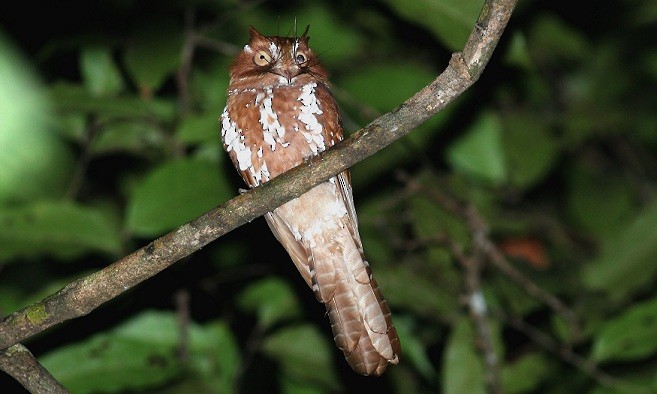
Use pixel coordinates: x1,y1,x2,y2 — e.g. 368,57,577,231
220,26,400,376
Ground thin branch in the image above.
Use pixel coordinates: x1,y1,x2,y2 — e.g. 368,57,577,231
0,344,68,394
450,238,502,394
397,171,580,338
193,36,240,56
174,289,190,362
65,116,101,200
484,238,580,338
397,167,640,391
233,323,265,392
176,7,196,117
0,0,518,351
501,314,647,393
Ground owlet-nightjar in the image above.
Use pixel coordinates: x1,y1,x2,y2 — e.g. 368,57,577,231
220,26,400,376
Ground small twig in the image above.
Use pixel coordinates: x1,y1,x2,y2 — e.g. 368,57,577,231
174,289,190,361
233,323,265,393
399,184,503,391
396,171,467,217
176,8,196,116
195,0,267,38
397,171,580,339
331,85,382,121
450,238,502,394
608,135,657,203
65,116,101,200
466,208,503,394
501,313,646,392
0,344,68,394
485,242,580,339
193,36,240,56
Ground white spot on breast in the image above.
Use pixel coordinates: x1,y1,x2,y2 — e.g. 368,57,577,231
297,83,326,155
220,107,252,172
251,158,271,185
258,88,287,151
260,160,270,181
220,107,273,187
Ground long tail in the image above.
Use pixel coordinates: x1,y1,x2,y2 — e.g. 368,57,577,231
310,234,401,376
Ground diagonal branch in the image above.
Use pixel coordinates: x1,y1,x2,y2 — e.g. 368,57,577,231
0,0,518,351
0,344,68,394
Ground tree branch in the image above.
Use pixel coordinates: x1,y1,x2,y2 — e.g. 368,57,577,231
0,344,68,394
0,0,518,351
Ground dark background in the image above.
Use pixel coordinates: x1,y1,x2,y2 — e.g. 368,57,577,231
1,0,657,392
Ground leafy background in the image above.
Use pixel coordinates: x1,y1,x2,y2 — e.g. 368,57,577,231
1,0,657,392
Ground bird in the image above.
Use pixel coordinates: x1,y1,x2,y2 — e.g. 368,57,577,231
220,26,400,376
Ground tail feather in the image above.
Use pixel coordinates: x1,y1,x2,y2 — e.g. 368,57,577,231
311,232,400,376
267,181,400,375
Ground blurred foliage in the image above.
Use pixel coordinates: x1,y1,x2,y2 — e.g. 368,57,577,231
1,0,657,393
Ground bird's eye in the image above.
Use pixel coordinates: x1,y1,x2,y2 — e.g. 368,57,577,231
295,53,307,65
254,50,272,66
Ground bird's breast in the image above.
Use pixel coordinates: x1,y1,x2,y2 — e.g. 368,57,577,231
221,82,341,187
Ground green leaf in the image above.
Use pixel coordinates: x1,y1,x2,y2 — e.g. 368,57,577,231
0,127,74,203
504,32,533,69
189,57,230,112
280,376,325,394
126,158,233,236
91,120,166,155
409,192,469,242
143,319,241,394
501,353,551,393
124,19,183,92
448,112,507,184
591,297,657,362
0,34,74,204
376,265,460,321
111,311,191,347
203,321,241,394
50,82,177,121
80,46,124,96
237,277,302,330
340,63,434,113
41,311,186,393
0,200,122,261
582,200,657,301
176,112,220,145
380,0,482,50
443,318,486,394
393,315,437,381
0,285,26,318
502,113,559,189
43,336,180,393
262,324,340,392
528,15,589,64
567,165,633,238
42,311,241,394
